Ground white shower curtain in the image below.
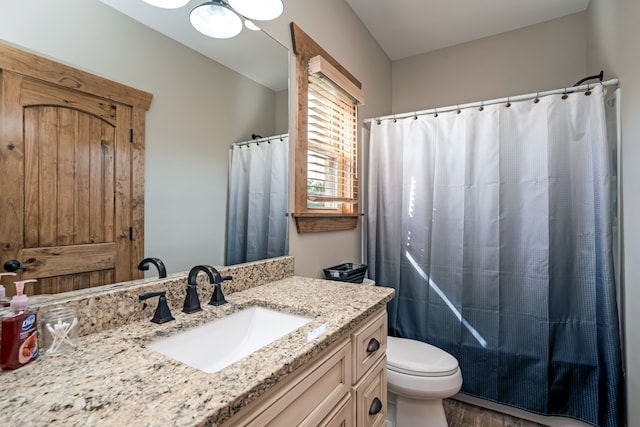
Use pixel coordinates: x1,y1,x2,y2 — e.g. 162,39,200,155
367,84,621,425
226,136,289,265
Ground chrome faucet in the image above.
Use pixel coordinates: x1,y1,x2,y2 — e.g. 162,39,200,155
183,265,233,313
138,257,167,278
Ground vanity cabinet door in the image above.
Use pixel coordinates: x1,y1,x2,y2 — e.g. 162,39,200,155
354,356,387,427
222,307,389,427
226,338,352,427
320,393,355,427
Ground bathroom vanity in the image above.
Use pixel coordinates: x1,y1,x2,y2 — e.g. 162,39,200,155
223,306,388,427
0,257,394,426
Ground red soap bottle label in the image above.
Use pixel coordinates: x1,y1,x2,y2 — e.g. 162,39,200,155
1,312,39,370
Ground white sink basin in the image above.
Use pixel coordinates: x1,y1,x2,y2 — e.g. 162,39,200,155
146,306,312,373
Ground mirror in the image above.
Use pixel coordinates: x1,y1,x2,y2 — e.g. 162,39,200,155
0,0,289,292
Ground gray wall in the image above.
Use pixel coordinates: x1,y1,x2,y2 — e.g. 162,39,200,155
392,12,588,114
588,0,640,425
275,89,289,135
260,0,393,278
0,0,280,273
0,0,393,280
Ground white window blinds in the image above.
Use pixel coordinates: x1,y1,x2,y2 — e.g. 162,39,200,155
307,55,363,208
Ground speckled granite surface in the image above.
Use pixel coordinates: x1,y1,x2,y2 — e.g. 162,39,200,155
27,256,295,337
0,275,394,427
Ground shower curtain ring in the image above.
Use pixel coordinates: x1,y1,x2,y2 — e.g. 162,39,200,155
434,108,438,118
506,97,511,108
414,112,418,120
562,89,569,100
479,101,484,112
534,92,540,104
585,83,592,96
457,105,461,114
376,118,381,125
393,114,397,123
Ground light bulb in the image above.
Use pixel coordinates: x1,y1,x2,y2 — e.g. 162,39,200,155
227,0,284,21
190,1,243,39
244,19,261,31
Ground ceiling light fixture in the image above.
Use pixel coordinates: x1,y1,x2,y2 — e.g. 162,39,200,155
190,1,243,39
142,0,284,39
142,0,190,9
244,19,261,31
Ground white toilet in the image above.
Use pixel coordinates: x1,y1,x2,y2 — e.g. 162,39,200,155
359,279,462,427
386,336,462,427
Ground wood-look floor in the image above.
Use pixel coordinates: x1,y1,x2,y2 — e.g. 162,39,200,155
443,399,548,427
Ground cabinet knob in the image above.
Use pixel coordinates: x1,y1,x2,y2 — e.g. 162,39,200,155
369,397,383,415
366,337,380,353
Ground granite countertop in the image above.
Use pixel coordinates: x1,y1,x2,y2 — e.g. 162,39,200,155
0,276,394,427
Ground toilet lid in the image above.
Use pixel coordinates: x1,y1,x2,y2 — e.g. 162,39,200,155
387,336,459,377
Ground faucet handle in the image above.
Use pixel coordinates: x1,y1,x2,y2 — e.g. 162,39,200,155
208,275,232,306
139,291,175,324
182,284,202,314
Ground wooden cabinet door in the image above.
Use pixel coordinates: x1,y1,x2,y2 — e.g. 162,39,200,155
0,71,135,295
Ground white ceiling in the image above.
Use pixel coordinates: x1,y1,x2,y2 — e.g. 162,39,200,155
346,0,591,60
98,0,591,91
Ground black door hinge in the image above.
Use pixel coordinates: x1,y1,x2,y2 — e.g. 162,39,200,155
129,129,134,143
129,227,133,240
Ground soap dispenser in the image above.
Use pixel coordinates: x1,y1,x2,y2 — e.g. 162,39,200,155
1,279,39,370
0,272,17,308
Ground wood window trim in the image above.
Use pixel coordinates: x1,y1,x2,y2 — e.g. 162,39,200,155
291,22,363,233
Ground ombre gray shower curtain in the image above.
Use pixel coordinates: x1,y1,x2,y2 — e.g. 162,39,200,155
226,136,289,265
367,85,622,426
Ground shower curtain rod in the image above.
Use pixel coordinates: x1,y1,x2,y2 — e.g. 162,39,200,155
363,78,619,125
231,132,288,148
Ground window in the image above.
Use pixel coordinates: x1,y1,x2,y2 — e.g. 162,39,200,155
291,23,364,233
307,55,363,211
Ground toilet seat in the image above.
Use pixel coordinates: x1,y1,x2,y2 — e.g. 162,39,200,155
387,336,459,377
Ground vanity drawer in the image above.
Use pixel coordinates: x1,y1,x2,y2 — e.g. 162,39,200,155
352,308,387,382
354,356,387,427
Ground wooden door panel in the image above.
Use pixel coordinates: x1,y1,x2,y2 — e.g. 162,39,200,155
19,103,121,294
0,45,150,297
56,107,76,247
18,243,116,279
2,71,133,295
90,117,116,247
23,106,117,247
0,72,26,285
35,270,116,295
21,78,117,124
